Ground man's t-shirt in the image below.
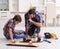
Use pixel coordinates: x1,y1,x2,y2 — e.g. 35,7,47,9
3,19,15,36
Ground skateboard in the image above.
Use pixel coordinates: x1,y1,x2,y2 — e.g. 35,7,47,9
7,42,38,47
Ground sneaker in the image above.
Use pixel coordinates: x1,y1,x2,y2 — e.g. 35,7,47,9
26,39,31,42
37,37,41,42
23,37,31,42
23,37,26,42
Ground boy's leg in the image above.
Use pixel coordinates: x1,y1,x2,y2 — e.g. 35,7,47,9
3,33,11,40
5,30,25,40
13,30,25,39
5,35,10,40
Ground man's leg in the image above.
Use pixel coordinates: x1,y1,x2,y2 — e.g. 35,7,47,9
35,28,41,42
27,25,36,41
37,33,41,42
23,25,35,42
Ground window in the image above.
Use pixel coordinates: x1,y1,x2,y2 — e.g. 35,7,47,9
0,0,9,11
56,0,60,14
47,0,56,3
56,0,60,6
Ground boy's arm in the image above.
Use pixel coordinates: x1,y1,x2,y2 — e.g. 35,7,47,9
8,28,14,41
8,28,16,43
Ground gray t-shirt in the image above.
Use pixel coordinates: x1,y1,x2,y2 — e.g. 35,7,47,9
3,19,15,36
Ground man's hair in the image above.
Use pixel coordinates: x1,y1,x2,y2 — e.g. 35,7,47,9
28,9,35,15
13,15,22,22
30,7,36,11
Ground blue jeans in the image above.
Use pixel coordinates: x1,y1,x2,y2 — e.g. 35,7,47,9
5,30,25,39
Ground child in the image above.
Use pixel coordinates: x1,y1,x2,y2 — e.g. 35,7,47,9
3,15,24,42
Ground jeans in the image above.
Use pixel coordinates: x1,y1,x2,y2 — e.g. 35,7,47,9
4,30,25,39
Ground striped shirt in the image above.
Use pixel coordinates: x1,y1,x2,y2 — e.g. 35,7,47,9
3,19,15,36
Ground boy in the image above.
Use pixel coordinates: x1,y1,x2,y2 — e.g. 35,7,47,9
3,15,24,42
23,9,44,42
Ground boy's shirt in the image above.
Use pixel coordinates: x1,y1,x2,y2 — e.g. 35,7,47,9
3,19,15,36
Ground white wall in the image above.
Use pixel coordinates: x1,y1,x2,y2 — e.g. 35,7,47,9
19,0,44,12
46,3,56,26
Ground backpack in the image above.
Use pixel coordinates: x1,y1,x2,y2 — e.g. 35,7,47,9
44,32,57,39
44,32,51,39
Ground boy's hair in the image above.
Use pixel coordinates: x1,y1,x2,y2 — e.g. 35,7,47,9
28,9,36,15
13,15,22,22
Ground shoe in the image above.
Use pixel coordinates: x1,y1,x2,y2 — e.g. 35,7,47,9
23,37,31,42
37,37,41,42
23,37,26,42
26,39,31,42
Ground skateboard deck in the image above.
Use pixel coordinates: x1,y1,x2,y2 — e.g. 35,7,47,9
7,42,38,47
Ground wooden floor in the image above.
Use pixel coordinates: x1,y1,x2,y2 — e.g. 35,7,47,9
0,18,60,49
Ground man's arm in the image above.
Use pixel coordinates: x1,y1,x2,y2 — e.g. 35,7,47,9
29,18,42,27
25,26,29,35
25,13,29,36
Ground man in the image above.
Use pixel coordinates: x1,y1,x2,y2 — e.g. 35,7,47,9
24,8,44,42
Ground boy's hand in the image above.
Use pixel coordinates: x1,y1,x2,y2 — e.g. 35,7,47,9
15,32,22,34
10,39,16,43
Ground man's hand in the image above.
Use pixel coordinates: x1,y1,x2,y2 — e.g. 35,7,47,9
29,18,33,23
29,18,42,27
